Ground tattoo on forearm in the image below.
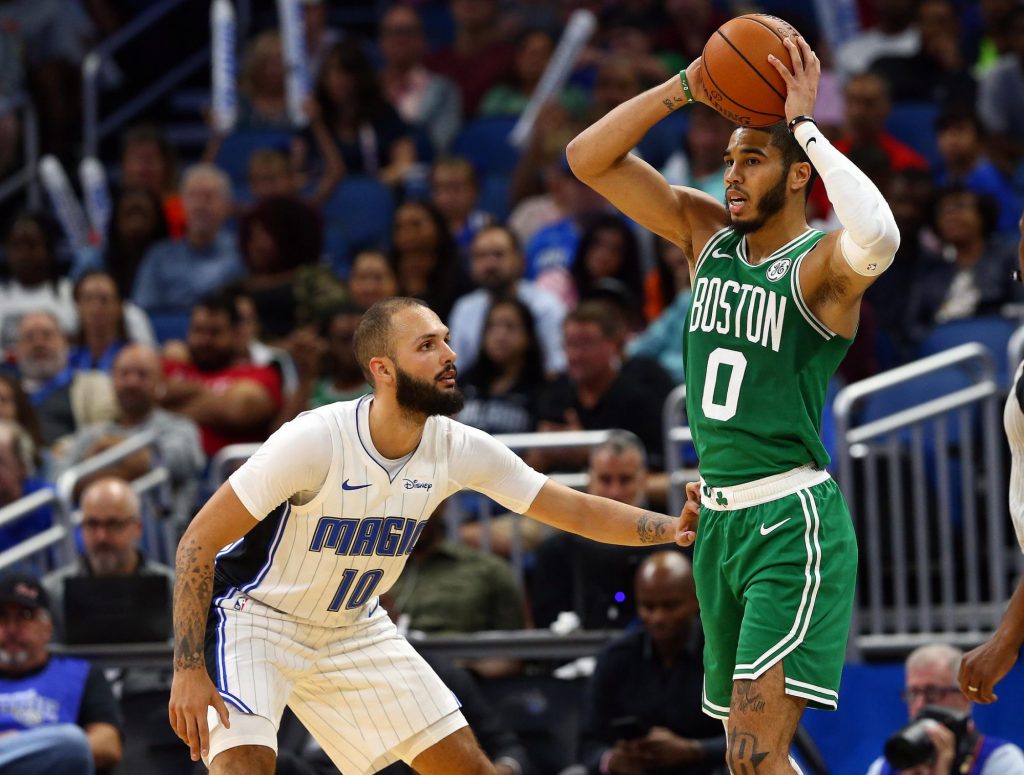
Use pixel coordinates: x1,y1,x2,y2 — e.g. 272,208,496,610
636,513,673,544
734,682,767,713
173,537,212,672
662,95,688,113
727,730,769,774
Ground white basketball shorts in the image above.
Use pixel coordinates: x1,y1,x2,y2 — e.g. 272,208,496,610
202,593,466,773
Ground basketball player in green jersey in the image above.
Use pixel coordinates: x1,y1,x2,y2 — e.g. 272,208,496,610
568,37,900,774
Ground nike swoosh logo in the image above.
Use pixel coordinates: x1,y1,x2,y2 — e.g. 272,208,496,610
806,137,817,147
342,480,372,491
711,248,731,260
760,518,791,536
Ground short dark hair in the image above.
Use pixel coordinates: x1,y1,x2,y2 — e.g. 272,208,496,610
935,106,984,135
746,122,818,201
195,288,242,326
473,223,522,255
565,299,626,341
931,183,1000,238
352,297,428,385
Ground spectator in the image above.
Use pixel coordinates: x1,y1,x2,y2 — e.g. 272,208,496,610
531,431,662,630
13,312,116,447
907,185,1022,340
71,186,171,297
425,0,515,116
390,199,463,321
449,224,566,374
378,4,462,156
431,157,494,256
0,421,51,555
652,0,727,67
575,552,726,775
0,212,75,354
535,301,668,470
479,28,588,118
131,164,244,315
660,103,733,204
603,12,675,87
238,196,346,341
230,285,300,398
244,135,343,208
834,0,921,81
0,20,23,178
160,291,283,457
977,6,1024,172
571,216,644,314
54,344,204,501
0,572,123,774
865,644,1024,774
236,31,289,131
347,249,399,309
120,125,184,237
303,0,343,78
459,296,548,435
0,374,43,454
317,40,416,185
42,477,175,641
935,108,1019,234
69,271,155,373
628,239,691,384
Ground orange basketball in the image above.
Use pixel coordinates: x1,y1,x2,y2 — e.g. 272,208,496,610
700,14,801,127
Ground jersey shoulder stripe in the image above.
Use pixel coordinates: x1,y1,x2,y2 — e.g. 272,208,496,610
789,243,837,341
694,226,733,274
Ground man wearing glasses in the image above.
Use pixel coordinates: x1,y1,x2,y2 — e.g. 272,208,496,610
866,644,1024,775
42,476,175,641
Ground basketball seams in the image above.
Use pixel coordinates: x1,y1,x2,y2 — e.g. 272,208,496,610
745,14,797,45
714,28,786,103
700,49,784,122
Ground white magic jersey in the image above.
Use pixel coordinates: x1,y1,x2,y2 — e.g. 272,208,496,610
221,394,547,627
1006,362,1024,552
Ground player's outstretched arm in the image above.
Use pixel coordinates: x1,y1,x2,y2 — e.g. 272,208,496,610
169,482,260,762
566,58,727,257
525,479,689,547
959,575,1024,703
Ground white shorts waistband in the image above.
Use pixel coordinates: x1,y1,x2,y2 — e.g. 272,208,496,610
700,464,831,511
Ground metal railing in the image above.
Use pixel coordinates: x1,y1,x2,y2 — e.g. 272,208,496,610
833,343,1016,655
662,384,696,517
0,92,40,206
0,487,72,572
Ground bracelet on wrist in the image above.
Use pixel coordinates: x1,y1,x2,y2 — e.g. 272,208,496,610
678,70,695,104
787,115,816,133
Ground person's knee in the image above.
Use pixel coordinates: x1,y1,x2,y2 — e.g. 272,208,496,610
209,743,276,775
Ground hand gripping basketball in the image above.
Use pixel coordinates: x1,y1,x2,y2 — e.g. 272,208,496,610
766,36,820,126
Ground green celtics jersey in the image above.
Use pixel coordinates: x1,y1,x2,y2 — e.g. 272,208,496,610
684,226,851,486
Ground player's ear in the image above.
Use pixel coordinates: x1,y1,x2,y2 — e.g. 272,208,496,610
368,355,393,385
790,161,812,193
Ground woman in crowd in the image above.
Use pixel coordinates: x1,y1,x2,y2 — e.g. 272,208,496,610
69,271,155,373
570,215,644,312
317,40,416,186
347,249,398,309
0,374,44,457
237,31,290,131
238,196,347,341
389,200,461,320
120,125,184,236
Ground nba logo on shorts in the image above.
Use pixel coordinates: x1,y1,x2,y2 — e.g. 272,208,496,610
766,258,791,282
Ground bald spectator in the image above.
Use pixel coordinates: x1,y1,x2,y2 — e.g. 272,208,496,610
42,477,175,642
449,224,566,375
55,344,204,504
0,420,52,555
131,164,244,315
0,572,124,775
13,311,116,446
576,552,726,775
161,291,282,457
531,431,660,629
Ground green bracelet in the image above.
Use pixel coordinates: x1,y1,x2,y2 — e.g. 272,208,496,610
678,69,695,104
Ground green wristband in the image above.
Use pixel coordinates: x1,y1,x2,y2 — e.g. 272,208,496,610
678,69,695,104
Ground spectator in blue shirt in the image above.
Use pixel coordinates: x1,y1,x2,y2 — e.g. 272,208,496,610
131,164,244,315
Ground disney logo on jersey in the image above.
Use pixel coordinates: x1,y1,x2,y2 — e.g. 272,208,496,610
403,478,432,491
766,258,791,282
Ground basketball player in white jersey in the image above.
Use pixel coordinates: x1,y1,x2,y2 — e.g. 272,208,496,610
168,297,693,774
959,214,1024,704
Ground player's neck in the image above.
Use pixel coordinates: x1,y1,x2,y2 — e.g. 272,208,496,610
742,211,810,265
367,393,425,458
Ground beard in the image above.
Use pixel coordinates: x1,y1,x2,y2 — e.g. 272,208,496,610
728,173,788,235
19,351,66,382
395,364,465,417
88,546,131,575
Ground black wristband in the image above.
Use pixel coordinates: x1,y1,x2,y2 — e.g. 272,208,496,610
787,115,816,133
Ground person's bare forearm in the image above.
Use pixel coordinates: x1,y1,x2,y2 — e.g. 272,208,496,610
568,77,687,178
993,576,1024,652
173,532,215,673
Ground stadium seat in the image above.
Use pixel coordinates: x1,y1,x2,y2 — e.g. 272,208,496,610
321,175,395,274
478,173,512,221
214,129,294,188
860,366,975,448
914,316,1018,388
637,108,689,171
148,311,191,344
451,116,521,177
886,102,940,169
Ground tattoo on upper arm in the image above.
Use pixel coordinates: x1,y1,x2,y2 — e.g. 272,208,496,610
173,537,211,671
636,513,673,543
727,731,769,774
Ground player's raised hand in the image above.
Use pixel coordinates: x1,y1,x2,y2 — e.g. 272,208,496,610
676,481,701,546
766,36,820,124
682,56,709,105
169,668,230,762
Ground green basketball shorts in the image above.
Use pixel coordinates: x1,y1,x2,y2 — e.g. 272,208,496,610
693,464,858,719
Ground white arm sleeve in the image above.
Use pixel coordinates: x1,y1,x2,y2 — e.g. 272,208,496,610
447,423,548,514
227,412,333,519
793,121,900,276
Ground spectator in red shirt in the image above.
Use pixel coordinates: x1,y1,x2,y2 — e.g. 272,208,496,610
160,291,282,456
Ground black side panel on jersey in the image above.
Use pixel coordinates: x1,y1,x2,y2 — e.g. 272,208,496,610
212,501,290,592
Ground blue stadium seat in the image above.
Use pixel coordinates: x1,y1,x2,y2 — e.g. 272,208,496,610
860,366,975,447
478,173,511,221
148,311,191,343
321,175,395,275
886,102,940,168
637,108,688,171
451,117,520,177
214,130,294,188
914,316,1018,388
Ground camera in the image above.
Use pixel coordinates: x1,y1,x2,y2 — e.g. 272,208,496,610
884,705,973,770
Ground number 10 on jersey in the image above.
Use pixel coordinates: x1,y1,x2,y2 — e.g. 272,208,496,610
328,568,385,612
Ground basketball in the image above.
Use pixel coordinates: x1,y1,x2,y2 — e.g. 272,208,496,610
700,14,801,127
